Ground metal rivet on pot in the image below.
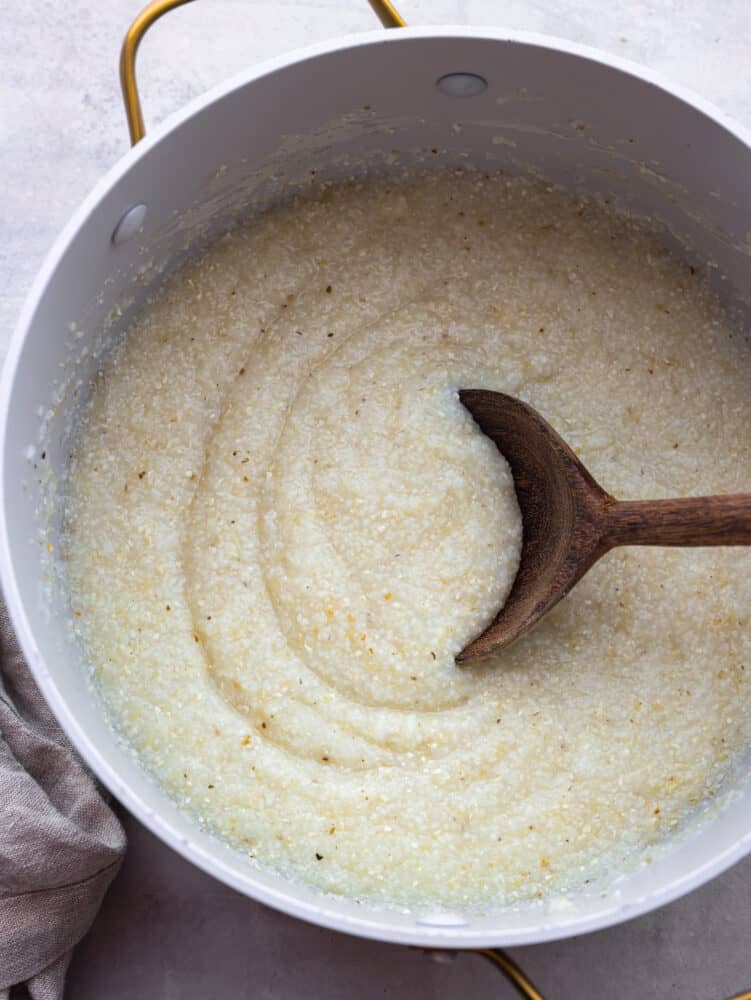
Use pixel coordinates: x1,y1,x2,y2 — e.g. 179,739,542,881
436,73,488,98
416,911,469,927
111,203,148,246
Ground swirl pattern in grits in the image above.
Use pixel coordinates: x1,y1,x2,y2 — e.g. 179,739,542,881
64,170,751,910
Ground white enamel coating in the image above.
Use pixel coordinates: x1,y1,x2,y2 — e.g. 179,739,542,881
2,26,751,948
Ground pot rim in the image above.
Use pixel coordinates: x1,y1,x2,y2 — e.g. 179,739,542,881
3,24,751,948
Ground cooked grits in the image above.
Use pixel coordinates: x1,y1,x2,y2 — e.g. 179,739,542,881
64,170,751,908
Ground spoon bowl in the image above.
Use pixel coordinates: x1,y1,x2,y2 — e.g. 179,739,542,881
457,389,751,662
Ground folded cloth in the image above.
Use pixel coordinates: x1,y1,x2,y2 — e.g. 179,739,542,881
0,603,126,999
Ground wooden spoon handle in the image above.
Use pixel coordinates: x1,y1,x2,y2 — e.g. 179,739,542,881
602,494,751,548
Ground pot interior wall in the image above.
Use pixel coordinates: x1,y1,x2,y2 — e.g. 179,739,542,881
3,31,751,946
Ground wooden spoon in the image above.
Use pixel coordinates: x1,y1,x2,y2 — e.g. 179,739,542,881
457,389,751,663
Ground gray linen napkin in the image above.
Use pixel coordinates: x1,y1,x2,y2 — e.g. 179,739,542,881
0,603,126,998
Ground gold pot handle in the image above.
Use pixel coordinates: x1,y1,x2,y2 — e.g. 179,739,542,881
476,949,546,999
119,0,406,145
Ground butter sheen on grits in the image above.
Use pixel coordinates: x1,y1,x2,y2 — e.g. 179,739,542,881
64,170,751,909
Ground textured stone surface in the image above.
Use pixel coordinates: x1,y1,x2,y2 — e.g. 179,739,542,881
3,1,751,997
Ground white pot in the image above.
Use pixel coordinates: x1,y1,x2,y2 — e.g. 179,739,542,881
2,19,751,949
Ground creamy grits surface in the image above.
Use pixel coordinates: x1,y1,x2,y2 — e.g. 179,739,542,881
64,170,751,909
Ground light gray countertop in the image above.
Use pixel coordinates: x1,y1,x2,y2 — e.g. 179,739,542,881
2,2,751,997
